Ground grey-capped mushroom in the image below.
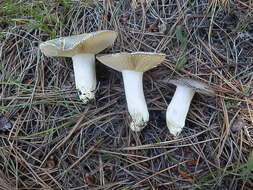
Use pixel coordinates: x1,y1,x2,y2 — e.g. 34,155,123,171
166,78,215,136
97,52,166,132
39,30,117,103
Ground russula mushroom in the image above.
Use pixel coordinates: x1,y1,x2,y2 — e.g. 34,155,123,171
97,52,166,131
166,78,215,136
39,30,117,103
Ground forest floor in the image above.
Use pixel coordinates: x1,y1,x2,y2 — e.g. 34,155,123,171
0,0,253,189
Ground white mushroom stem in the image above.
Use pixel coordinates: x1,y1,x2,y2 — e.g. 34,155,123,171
166,85,195,136
72,54,96,103
122,70,149,132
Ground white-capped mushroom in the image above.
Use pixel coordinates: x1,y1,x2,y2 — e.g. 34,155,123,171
166,78,215,136
97,52,166,131
39,30,117,103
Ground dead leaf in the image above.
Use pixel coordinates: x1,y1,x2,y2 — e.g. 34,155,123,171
139,180,149,185
178,169,194,184
46,160,55,169
46,155,56,169
186,160,197,167
104,165,113,171
148,19,159,32
178,170,189,179
231,119,245,132
84,173,95,185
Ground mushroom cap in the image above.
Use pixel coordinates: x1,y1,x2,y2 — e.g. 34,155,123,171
39,30,117,57
169,78,215,95
96,52,166,72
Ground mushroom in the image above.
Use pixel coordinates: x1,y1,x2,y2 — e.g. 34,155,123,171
166,78,215,136
39,30,117,103
97,52,166,131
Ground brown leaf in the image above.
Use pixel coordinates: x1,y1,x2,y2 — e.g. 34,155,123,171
166,19,173,24
84,173,95,185
25,78,34,84
186,160,197,167
104,165,113,171
178,169,189,179
139,180,148,185
148,19,159,32
178,169,194,184
46,155,56,169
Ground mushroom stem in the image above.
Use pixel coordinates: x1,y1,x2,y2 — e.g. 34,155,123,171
72,54,96,103
166,86,195,136
122,70,149,132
